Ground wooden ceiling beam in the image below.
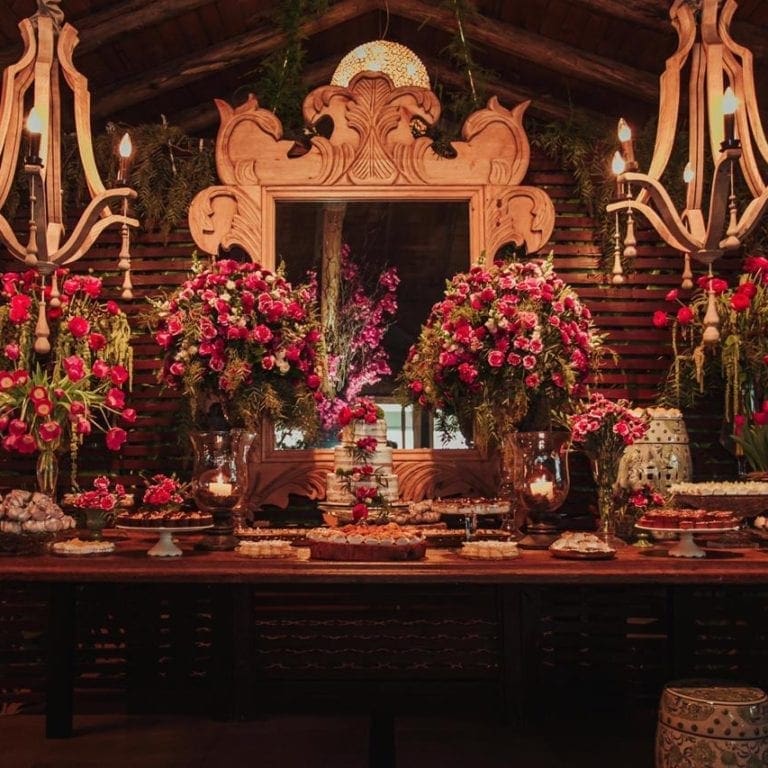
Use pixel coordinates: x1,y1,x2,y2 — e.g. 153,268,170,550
386,0,659,103
175,53,607,136
566,0,767,60
0,0,216,68
91,0,375,120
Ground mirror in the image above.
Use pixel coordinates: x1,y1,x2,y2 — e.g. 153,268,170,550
275,200,470,449
188,67,555,505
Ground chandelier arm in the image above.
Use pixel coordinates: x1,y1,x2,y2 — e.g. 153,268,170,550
729,189,768,247
702,152,739,253
52,188,138,265
636,0,697,208
0,20,36,210
719,0,768,170
0,213,33,262
608,171,700,253
687,43,706,213
56,23,108,202
59,212,139,266
607,197,697,255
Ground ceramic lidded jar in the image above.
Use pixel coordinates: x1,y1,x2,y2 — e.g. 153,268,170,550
655,680,768,768
618,407,693,494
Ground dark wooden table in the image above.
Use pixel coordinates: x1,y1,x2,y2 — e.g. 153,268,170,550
2,531,768,756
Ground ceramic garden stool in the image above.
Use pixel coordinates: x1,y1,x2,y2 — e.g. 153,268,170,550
655,680,768,768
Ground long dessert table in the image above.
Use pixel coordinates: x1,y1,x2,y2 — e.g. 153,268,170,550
2,530,768,746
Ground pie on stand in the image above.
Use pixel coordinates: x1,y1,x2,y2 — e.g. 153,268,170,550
635,509,740,558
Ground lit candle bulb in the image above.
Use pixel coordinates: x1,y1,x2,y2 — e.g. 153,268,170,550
529,477,554,501
207,478,233,497
612,150,626,197
26,107,43,164
721,86,739,149
683,162,695,184
117,132,133,184
617,117,637,169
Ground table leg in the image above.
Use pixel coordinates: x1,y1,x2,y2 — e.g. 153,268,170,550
46,582,75,738
369,708,396,768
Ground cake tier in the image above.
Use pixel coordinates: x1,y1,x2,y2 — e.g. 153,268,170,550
325,473,399,503
340,418,388,445
333,444,393,472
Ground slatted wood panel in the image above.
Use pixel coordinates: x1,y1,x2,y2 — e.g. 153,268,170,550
522,584,670,711
0,582,48,714
0,150,743,491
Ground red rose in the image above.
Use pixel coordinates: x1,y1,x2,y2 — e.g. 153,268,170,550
665,289,679,302
88,332,107,351
121,408,137,424
737,281,757,298
730,292,751,312
67,316,90,338
38,421,62,442
754,411,768,426
652,310,669,328
8,294,31,323
306,373,321,389
676,306,694,325
105,427,127,451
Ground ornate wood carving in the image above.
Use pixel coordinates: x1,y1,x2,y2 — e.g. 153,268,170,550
188,69,554,510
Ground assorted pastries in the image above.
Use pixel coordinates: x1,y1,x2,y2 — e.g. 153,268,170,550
669,480,768,496
52,538,115,555
460,540,519,559
0,489,75,534
306,523,426,561
236,539,294,558
116,508,213,528
550,532,615,554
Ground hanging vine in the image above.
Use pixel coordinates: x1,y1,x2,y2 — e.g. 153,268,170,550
238,0,327,139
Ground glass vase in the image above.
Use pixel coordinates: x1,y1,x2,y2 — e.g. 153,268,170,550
81,508,115,541
190,429,257,550
588,454,628,548
36,449,59,500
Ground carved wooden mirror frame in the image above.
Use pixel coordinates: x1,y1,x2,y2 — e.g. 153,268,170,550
188,70,555,510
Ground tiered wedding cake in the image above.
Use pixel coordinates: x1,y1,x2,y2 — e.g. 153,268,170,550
325,400,399,505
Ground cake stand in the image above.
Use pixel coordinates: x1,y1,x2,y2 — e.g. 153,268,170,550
635,524,739,558
116,525,212,557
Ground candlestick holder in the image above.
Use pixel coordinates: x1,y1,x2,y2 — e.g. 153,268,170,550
190,430,252,551
511,430,571,549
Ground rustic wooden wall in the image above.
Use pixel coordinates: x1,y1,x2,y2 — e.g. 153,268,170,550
0,149,742,495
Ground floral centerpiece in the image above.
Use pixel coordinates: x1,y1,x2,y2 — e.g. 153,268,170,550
568,392,650,541
655,256,768,431
399,256,606,452
139,473,189,513
148,257,323,436
70,475,128,539
733,403,768,476
0,269,134,495
307,244,399,433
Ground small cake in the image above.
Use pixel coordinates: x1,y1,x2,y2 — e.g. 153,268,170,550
431,497,511,517
306,523,426,561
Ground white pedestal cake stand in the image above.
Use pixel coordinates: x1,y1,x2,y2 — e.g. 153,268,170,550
635,524,738,558
116,525,212,557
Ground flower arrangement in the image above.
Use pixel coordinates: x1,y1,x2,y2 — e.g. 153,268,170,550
568,393,650,539
399,256,606,451
308,244,399,433
625,483,667,515
655,256,768,425
141,473,189,510
733,403,768,475
71,476,127,511
0,269,134,490
148,257,323,435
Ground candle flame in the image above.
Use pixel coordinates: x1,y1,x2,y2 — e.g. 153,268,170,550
118,132,133,158
723,86,738,115
611,150,626,175
27,107,43,134
683,162,695,184
617,117,632,143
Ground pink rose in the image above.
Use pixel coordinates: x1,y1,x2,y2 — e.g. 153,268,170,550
38,421,62,442
105,388,125,409
676,306,694,325
487,350,505,368
62,355,86,382
121,408,137,424
4,343,19,361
